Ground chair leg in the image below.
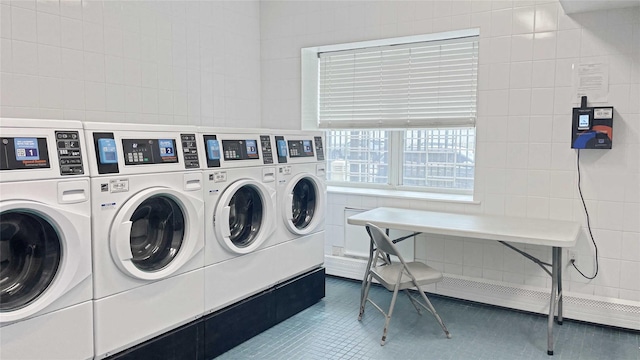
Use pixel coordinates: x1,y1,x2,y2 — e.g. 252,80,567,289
359,273,373,321
381,285,400,346
403,289,422,315
416,286,451,339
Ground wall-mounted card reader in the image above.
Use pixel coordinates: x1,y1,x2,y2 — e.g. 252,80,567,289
571,96,613,149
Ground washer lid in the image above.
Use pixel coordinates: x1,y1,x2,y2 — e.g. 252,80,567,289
214,179,275,254
110,188,202,281
282,173,325,236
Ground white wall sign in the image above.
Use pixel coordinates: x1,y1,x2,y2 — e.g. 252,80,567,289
573,62,609,103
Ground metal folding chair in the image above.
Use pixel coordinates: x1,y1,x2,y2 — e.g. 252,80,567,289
359,223,451,345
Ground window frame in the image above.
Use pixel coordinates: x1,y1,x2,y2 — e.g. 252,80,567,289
302,29,480,196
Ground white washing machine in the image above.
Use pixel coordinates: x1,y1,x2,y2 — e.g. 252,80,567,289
0,119,93,360
272,131,326,283
84,122,205,359
198,127,279,314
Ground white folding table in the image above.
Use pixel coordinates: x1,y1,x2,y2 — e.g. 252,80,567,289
347,207,581,355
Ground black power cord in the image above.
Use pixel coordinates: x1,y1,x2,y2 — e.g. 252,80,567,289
572,149,599,279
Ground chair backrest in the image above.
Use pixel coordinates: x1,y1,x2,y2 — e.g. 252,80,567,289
365,223,408,265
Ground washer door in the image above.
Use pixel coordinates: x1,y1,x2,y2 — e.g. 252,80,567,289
214,179,275,254
0,201,86,323
282,173,325,236
110,188,201,281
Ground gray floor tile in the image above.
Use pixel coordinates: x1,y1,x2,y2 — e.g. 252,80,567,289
215,276,640,360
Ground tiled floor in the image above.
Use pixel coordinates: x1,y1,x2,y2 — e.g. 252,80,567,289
217,276,640,360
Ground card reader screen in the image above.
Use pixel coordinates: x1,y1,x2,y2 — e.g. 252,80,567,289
98,138,118,164
578,114,590,129
276,139,287,157
203,135,221,167
207,139,220,160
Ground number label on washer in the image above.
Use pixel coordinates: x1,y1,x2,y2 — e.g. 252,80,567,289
110,179,129,193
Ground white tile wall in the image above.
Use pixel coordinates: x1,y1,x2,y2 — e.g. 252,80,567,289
0,0,261,126
0,0,638,306
259,1,640,303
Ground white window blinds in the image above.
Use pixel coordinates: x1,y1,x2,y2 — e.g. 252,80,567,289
318,35,479,129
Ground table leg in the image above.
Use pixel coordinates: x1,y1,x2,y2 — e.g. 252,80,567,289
547,247,560,356
557,248,563,325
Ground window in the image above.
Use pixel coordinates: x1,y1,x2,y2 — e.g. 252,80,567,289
326,130,389,184
325,128,475,192
302,29,479,194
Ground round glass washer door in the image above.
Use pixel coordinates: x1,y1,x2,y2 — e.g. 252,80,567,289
0,200,88,324
110,188,201,281
283,173,325,236
0,211,60,313
129,196,184,272
214,179,275,255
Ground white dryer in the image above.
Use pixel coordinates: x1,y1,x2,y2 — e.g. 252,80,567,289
0,119,93,360
84,122,205,359
198,127,279,314
272,131,326,283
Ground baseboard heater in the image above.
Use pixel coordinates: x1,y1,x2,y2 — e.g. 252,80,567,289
325,255,640,331
106,267,326,360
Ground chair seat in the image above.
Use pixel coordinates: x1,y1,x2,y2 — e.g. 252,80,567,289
372,262,443,292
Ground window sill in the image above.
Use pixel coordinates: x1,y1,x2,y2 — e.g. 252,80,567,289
326,186,480,205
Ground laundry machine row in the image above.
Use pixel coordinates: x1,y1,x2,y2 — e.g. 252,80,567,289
0,119,327,360
197,128,327,315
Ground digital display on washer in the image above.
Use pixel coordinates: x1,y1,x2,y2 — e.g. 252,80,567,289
207,139,220,160
245,140,258,158
277,140,287,156
202,135,221,168
158,139,175,158
275,136,287,163
221,139,260,161
288,140,314,158
98,138,118,164
122,138,179,165
14,138,40,160
0,137,50,170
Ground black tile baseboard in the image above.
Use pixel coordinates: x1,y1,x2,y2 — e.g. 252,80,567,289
106,267,326,360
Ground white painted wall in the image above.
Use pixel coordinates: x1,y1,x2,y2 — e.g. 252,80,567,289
260,0,640,304
0,0,261,128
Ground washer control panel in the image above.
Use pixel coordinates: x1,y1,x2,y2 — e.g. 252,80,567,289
288,140,314,158
122,138,178,165
56,131,84,175
260,135,273,164
181,133,200,169
221,139,259,161
314,136,325,161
